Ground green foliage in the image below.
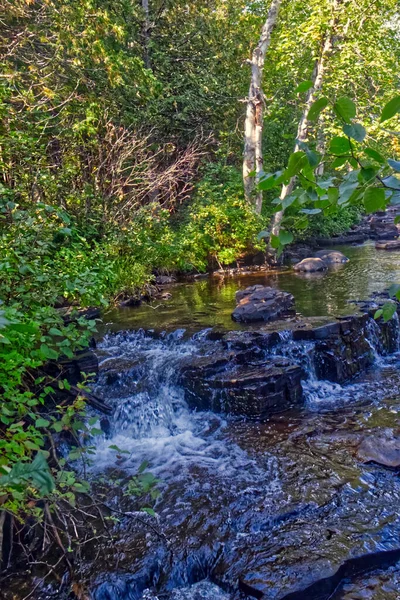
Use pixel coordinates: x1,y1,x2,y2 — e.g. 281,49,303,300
177,164,265,270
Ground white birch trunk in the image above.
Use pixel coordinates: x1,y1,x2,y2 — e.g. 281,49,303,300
271,0,342,239
243,0,282,214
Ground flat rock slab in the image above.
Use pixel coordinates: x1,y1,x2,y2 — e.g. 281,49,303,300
232,285,295,323
293,258,327,272
375,240,400,250
180,354,304,419
358,433,400,468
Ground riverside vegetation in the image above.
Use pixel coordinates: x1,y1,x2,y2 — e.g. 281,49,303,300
0,0,400,588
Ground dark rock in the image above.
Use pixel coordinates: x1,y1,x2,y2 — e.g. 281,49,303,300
375,240,400,250
358,432,400,468
119,296,142,307
232,286,295,323
314,316,374,383
293,258,327,272
314,250,349,264
180,354,304,419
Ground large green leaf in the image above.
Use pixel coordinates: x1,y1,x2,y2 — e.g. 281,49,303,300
343,123,366,143
364,148,386,165
278,230,294,245
286,151,308,178
333,97,356,123
329,137,352,155
307,97,329,122
363,187,386,213
295,80,313,94
380,96,400,123
0,453,55,496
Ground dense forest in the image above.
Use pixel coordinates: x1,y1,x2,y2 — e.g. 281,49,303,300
1,0,400,596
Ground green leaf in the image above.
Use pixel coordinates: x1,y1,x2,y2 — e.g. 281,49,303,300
332,156,349,169
305,149,321,168
363,187,386,213
388,284,400,298
382,176,400,190
286,151,308,177
48,327,63,336
343,123,366,143
381,302,397,322
388,159,400,172
295,80,313,94
257,230,270,241
307,97,329,122
380,96,400,123
364,148,386,164
141,507,156,517
333,97,356,123
270,234,280,249
40,344,59,360
330,137,352,155
278,230,294,246
0,453,55,496
299,208,321,215
35,418,50,428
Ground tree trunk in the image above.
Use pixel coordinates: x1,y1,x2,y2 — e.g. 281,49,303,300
243,0,282,214
270,0,342,240
142,0,150,69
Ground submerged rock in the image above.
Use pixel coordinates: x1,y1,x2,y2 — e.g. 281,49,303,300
314,250,349,264
232,285,295,323
358,432,400,468
293,258,327,272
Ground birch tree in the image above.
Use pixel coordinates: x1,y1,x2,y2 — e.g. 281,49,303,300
243,0,282,214
270,0,342,243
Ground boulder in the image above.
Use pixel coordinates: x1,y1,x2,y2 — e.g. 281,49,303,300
180,353,304,419
232,285,295,323
375,240,400,250
314,250,349,264
293,258,327,272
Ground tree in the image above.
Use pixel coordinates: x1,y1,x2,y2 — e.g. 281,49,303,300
243,0,282,213
270,0,342,247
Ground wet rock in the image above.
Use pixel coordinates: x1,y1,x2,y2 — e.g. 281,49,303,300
358,433,400,468
293,258,327,272
119,296,142,307
314,315,374,382
155,275,177,285
232,286,295,323
314,250,349,264
292,322,341,341
375,240,400,250
180,354,304,419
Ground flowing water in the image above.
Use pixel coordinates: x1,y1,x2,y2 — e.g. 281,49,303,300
82,243,400,600
5,243,400,600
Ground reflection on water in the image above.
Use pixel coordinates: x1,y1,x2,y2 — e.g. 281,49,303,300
104,242,400,333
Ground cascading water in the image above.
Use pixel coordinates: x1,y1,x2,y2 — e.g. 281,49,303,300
87,312,400,600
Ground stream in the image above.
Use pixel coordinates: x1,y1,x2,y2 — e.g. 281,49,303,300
5,242,400,600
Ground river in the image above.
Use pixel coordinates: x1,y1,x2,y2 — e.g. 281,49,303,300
5,242,400,600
